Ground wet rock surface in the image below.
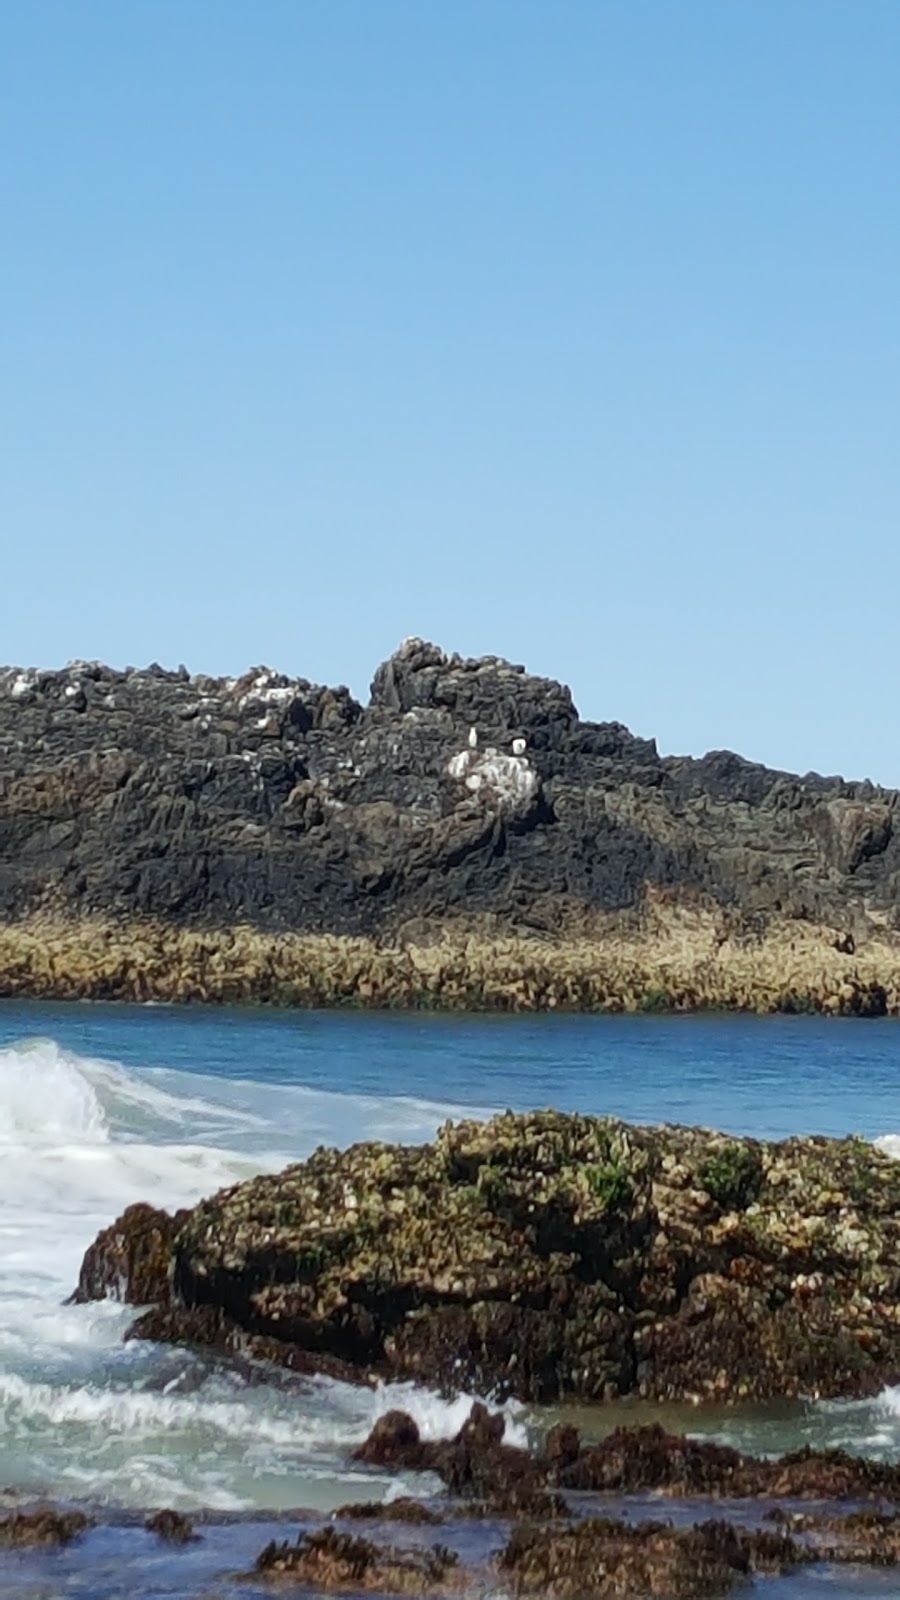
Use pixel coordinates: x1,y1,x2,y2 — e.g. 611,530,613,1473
2,638,900,1011
144,1508,197,1542
78,1110,900,1404
14,1442,900,1598
497,1517,805,1598
0,1508,92,1547
253,1526,460,1591
353,1409,900,1506
70,1202,185,1306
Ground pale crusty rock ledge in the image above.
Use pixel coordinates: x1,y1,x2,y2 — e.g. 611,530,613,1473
0,910,898,1013
1,637,898,1011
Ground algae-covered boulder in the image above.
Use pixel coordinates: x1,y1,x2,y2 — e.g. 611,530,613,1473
70,1202,184,1305
75,1111,900,1404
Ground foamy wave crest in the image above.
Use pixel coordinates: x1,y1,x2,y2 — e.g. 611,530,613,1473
0,1036,268,1148
874,1135,900,1161
0,1038,110,1144
0,1370,312,1445
369,1380,529,1449
0,1032,505,1511
0,1039,276,1361
0,1367,524,1451
874,1385,900,1417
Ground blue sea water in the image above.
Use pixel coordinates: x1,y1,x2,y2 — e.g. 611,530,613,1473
2,1002,900,1597
4,999,900,1138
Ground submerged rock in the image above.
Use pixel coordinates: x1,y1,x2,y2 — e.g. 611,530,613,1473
251,1513,806,1598
145,1508,197,1542
351,1410,900,1508
0,1508,92,1547
335,1500,443,1526
498,1517,804,1598
254,1527,460,1592
78,1110,900,1404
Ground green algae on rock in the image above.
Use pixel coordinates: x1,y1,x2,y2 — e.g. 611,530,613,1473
75,1110,900,1404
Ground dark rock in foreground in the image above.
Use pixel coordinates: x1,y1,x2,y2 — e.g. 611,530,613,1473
76,1110,900,1404
70,1202,186,1306
498,1518,803,1598
253,1518,802,1597
354,1409,900,1506
255,1528,459,1592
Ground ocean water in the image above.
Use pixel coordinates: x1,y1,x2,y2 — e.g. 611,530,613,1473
2,1001,900,1596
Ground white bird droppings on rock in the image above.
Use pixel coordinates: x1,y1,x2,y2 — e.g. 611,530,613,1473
446,744,539,816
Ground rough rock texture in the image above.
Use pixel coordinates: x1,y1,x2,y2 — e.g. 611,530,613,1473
144,1509,197,1543
497,1517,803,1598
0,1509,92,1547
77,1111,900,1404
69,1202,185,1306
250,1509,900,1598
253,1517,804,1598
254,1527,460,1592
354,1409,900,1506
3,637,900,1011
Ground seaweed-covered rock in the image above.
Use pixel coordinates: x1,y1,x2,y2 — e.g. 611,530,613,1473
351,1412,900,1507
336,1500,443,1526
82,1110,900,1404
0,1508,92,1547
70,1203,184,1305
498,1517,804,1598
553,1424,900,1501
768,1507,900,1564
254,1527,459,1592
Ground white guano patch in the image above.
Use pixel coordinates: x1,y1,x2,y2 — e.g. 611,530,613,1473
2,669,37,700
446,744,539,815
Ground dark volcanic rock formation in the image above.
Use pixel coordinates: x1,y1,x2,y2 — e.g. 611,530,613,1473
76,1111,900,1404
2,636,899,1009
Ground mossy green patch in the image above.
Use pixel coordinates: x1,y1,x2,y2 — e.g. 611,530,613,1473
698,1142,764,1211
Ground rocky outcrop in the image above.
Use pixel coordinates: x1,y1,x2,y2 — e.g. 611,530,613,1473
254,1528,460,1592
352,1408,900,1505
69,1202,185,1306
0,1509,91,1547
2,637,900,1010
75,1111,900,1404
247,1410,900,1595
497,1518,802,1599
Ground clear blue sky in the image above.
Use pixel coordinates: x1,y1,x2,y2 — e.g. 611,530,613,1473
3,2,899,782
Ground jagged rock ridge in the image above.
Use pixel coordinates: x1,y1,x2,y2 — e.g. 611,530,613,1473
0,637,897,950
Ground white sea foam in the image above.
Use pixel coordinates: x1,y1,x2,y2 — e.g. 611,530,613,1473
874,1385,900,1417
0,1035,498,1510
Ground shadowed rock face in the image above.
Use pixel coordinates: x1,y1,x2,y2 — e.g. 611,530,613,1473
69,1202,186,1307
1,637,897,952
76,1111,900,1404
